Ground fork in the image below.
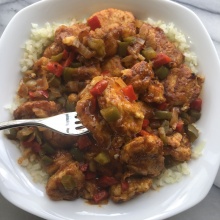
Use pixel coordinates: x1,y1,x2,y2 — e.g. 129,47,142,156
0,112,89,136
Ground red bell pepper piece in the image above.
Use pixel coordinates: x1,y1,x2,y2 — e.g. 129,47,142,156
93,190,109,203
97,176,118,188
90,80,108,96
122,85,137,102
87,15,101,31
142,119,149,129
63,52,74,67
121,181,129,191
157,102,168,110
22,141,41,153
153,53,171,69
175,120,184,133
79,163,89,172
138,130,150,136
85,171,97,180
47,61,63,77
29,90,49,99
190,98,202,112
62,49,69,60
77,135,92,150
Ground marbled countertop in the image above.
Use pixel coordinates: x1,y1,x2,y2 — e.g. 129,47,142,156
0,0,220,219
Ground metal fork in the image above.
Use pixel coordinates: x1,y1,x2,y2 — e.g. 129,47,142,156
0,112,88,136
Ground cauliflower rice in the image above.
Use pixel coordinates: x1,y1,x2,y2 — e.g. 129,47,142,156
17,17,202,188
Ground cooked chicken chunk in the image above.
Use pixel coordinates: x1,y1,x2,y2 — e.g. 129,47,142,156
76,83,112,147
110,177,152,203
101,56,124,77
13,101,58,119
43,42,64,58
88,8,136,38
139,23,184,67
45,151,73,175
163,64,204,108
46,161,85,200
164,133,191,162
122,61,154,94
142,80,166,104
120,132,164,176
97,77,144,136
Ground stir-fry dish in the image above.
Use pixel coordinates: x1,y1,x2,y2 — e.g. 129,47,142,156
8,8,204,204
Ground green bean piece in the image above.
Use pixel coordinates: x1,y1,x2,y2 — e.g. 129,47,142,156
141,47,157,60
48,75,61,87
6,128,18,140
94,152,110,165
63,67,78,82
70,148,84,162
123,36,136,44
187,124,199,142
189,109,201,122
155,66,169,80
117,41,130,57
155,111,172,120
100,106,121,122
51,52,63,62
41,155,53,166
71,62,82,68
61,175,76,191
66,100,76,112
42,143,55,155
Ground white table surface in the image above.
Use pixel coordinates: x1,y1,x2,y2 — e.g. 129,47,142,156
0,0,220,219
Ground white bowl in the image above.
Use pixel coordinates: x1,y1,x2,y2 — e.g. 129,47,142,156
0,0,220,219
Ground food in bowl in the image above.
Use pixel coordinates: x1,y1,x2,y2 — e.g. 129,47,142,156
6,8,204,204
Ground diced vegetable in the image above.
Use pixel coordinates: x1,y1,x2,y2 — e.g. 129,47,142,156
77,135,92,150
189,109,201,122
87,38,106,57
61,175,75,191
142,119,149,129
117,41,130,57
90,79,108,96
93,190,109,203
155,111,172,120
153,53,171,69
51,52,63,62
123,36,136,44
29,90,49,99
155,66,169,80
97,176,118,188
141,47,157,60
187,124,199,142
47,61,63,77
122,85,137,102
63,67,78,82
87,15,101,30
190,98,202,112
175,120,184,133
158,127,168,144
70,147,84,162
41,143,55,155
94,152,110,165
157,102,168,110
85,171,96,180
63,52,74,67
41,155,53,166
100,106,121,122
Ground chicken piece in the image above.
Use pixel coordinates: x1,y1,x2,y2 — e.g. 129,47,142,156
137,101,154,119
42,129,78,149
88,8,136,38
101,56,124,77
43,42,64,58
81,181,100,200
97,77,144,136
55,23,90,44
46,161,85,201
45,151,73,175
32,57,50,76
163,64,204,108
13,101,58,119
68,64,101,80
164,133,191,162
122,61,154,94
120,132,164,176
76,82,112,147
110,177,152,203
142,80,166,104
139,23,184,67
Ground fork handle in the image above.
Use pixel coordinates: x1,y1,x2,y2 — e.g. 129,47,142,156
0,118,43,130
